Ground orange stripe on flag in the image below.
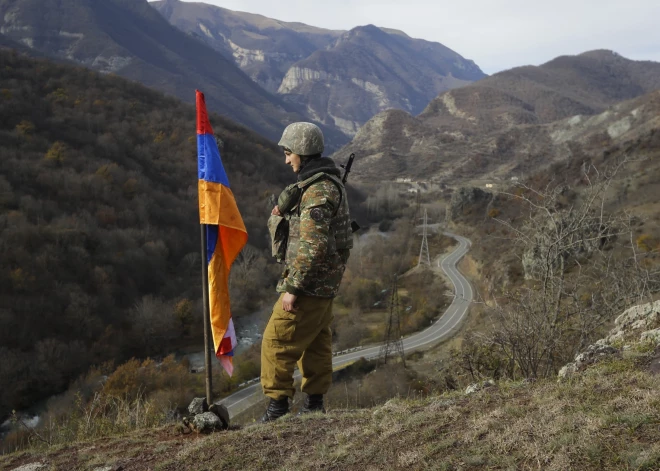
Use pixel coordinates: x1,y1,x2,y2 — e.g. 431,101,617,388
199,183,247,374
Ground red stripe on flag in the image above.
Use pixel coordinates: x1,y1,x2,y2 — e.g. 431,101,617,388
218,336,234,356
196,90,214,136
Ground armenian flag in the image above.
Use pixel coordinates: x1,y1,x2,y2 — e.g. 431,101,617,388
196,90,248,376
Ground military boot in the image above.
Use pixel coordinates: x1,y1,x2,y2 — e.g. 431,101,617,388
260,397,289,422
299,394,325,415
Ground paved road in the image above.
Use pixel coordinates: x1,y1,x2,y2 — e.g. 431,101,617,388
220,232,473,419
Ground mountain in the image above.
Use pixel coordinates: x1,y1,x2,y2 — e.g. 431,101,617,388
278,25,485,136
419,50,660,133
336,50,660,181
0,49,291,420
151,0,342,93
0,0,324,142
150,1,486,138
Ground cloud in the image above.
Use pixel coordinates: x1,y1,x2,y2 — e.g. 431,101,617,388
171,0,660,73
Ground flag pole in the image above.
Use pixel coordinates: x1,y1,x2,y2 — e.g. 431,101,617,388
200,224,213,408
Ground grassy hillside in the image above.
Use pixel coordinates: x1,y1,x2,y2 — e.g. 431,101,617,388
1,341,658,469
0,49,291,420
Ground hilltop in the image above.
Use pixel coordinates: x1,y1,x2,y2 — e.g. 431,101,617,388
2,330,658,470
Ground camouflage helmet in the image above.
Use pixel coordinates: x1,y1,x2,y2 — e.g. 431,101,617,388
278,122,324,156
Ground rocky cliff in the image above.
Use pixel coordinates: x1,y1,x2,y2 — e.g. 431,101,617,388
278,25,485,137
559,300,660,379
150,1,486,139
151,0,341,94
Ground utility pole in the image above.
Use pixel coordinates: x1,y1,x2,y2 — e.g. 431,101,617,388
418,208,431,267
380,275,405,366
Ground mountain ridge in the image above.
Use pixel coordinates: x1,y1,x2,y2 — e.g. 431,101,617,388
151,0,342,94
276,23,486,136
0,0,336,143
150,0,486,138
335,50,660,181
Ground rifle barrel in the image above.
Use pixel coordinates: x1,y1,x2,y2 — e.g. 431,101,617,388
342,153,355,184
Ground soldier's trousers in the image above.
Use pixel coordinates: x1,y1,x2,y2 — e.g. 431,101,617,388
261,293,334,400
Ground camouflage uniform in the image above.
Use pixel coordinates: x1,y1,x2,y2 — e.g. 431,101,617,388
262,157,352,401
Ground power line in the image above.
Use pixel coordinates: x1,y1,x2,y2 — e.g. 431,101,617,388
379,275,405,366
418,208,431,267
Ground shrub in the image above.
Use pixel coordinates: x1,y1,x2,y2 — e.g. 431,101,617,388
636,234,655,252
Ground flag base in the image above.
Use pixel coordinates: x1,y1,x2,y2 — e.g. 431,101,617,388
183,397,230,433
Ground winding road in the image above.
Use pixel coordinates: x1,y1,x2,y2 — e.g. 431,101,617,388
220,232,473,419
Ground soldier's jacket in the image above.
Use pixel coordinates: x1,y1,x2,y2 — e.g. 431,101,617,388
274,159,352,298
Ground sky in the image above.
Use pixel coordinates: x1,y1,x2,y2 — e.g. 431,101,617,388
171,0,660,74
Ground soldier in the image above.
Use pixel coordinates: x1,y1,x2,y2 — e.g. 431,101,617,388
261,122,353,422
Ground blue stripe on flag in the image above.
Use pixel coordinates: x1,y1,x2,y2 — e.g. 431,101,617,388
206,225,218,265
197,134,230,187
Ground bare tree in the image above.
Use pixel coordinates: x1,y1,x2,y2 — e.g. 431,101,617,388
232,244,260,286
477,159,659,379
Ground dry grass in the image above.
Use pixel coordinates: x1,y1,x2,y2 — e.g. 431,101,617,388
2,344,658,471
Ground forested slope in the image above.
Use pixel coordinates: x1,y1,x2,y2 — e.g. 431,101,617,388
0,49,290,419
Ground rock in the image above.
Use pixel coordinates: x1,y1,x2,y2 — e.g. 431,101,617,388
574,344,618,369
558,344,618,380
447,187,493,223
465,383,481,395
11,464,47,471
209,403,230,429
609,300,660,341
465,380,495,395
560,301,660,380
558,362,578,380
522,209,609,280
188,397,208,415
191,412,224,434
641,328,660,344
615,300,660,327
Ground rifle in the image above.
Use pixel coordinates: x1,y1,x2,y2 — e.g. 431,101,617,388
340,153,360,233
340,153,355,185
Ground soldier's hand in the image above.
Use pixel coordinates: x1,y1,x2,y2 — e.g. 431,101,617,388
282,293,298,312
272,205,282,216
